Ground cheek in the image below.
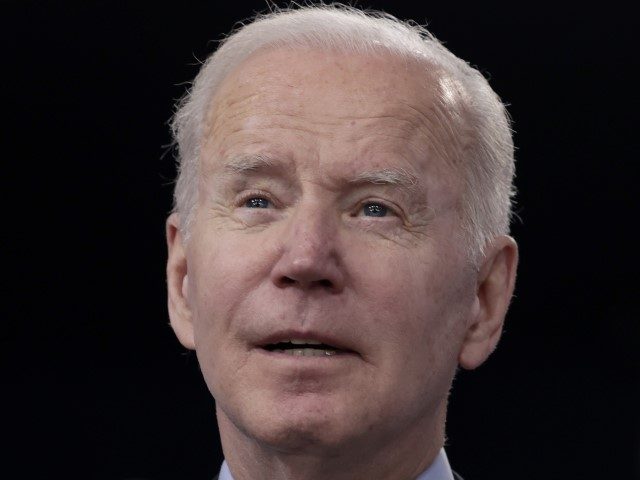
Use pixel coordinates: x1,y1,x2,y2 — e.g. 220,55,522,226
187,229,274,338
351,242,473,355
186,230,277,397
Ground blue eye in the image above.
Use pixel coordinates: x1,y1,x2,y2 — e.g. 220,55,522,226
245,197,270,208
362,202,388,217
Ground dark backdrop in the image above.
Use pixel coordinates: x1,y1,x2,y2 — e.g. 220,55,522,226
4,1,638,479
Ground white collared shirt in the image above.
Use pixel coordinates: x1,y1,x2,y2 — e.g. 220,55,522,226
218,448,454,480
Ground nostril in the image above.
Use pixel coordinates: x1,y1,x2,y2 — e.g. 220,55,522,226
280,276,296,285
318,279,333,288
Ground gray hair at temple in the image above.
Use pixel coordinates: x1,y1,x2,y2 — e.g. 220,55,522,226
170,4,515,261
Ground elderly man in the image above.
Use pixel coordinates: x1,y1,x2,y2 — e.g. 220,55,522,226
165,5,517,480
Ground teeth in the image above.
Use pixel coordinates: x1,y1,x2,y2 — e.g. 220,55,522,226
289,339,322,345
274,348,337,357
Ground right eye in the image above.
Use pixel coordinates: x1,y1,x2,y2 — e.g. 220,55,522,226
361,202,389,217
244,197,271,208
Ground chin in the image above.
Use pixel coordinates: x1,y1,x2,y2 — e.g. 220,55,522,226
256,424,359,456
259,424,338,453
231,392,364,454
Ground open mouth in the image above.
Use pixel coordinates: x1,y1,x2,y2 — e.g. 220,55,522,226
262,339,349,357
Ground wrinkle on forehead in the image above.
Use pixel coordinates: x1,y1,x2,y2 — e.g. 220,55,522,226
201,46,470,195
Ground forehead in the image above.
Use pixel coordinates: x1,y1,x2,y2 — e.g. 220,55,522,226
202,47,466,191
216,48,427,106
208,47,443,132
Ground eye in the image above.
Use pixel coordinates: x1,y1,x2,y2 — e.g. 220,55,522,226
244,197,271,209
362,202,388,217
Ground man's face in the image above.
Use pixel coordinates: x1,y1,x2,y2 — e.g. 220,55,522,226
175,48,479,453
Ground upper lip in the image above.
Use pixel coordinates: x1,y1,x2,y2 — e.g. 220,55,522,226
256,329,358,354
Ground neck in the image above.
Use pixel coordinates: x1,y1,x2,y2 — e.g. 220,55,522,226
217,402,447,480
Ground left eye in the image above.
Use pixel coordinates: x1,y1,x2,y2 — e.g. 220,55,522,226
245,197,271,208
362,202,388,217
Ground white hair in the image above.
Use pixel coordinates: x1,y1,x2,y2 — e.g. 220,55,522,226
170,3,515,260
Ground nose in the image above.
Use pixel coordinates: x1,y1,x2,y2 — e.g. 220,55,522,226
270,204,345,293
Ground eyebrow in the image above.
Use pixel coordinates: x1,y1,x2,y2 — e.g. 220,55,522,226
222,154,279,174
349,168,419,190
220,154,420,192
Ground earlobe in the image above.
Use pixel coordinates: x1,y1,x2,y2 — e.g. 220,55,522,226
166,213,196,350
458,236,518,370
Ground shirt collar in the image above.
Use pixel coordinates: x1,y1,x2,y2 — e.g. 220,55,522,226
416,448,455,480
218,448,454,480
217,460,233,480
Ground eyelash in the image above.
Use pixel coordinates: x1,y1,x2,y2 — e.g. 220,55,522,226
236,190,278,208
354,199,400,218
235,191,401,218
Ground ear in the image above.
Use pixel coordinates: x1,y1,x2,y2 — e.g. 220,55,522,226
166,213,195,350
459,235,518,370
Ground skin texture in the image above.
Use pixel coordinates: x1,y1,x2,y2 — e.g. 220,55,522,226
166,47,518,480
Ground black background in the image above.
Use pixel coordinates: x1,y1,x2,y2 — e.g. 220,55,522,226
3,1,638,479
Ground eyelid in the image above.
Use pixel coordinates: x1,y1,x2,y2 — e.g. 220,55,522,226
234,191,403,217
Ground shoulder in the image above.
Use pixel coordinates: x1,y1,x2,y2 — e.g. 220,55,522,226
453,472,465,480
